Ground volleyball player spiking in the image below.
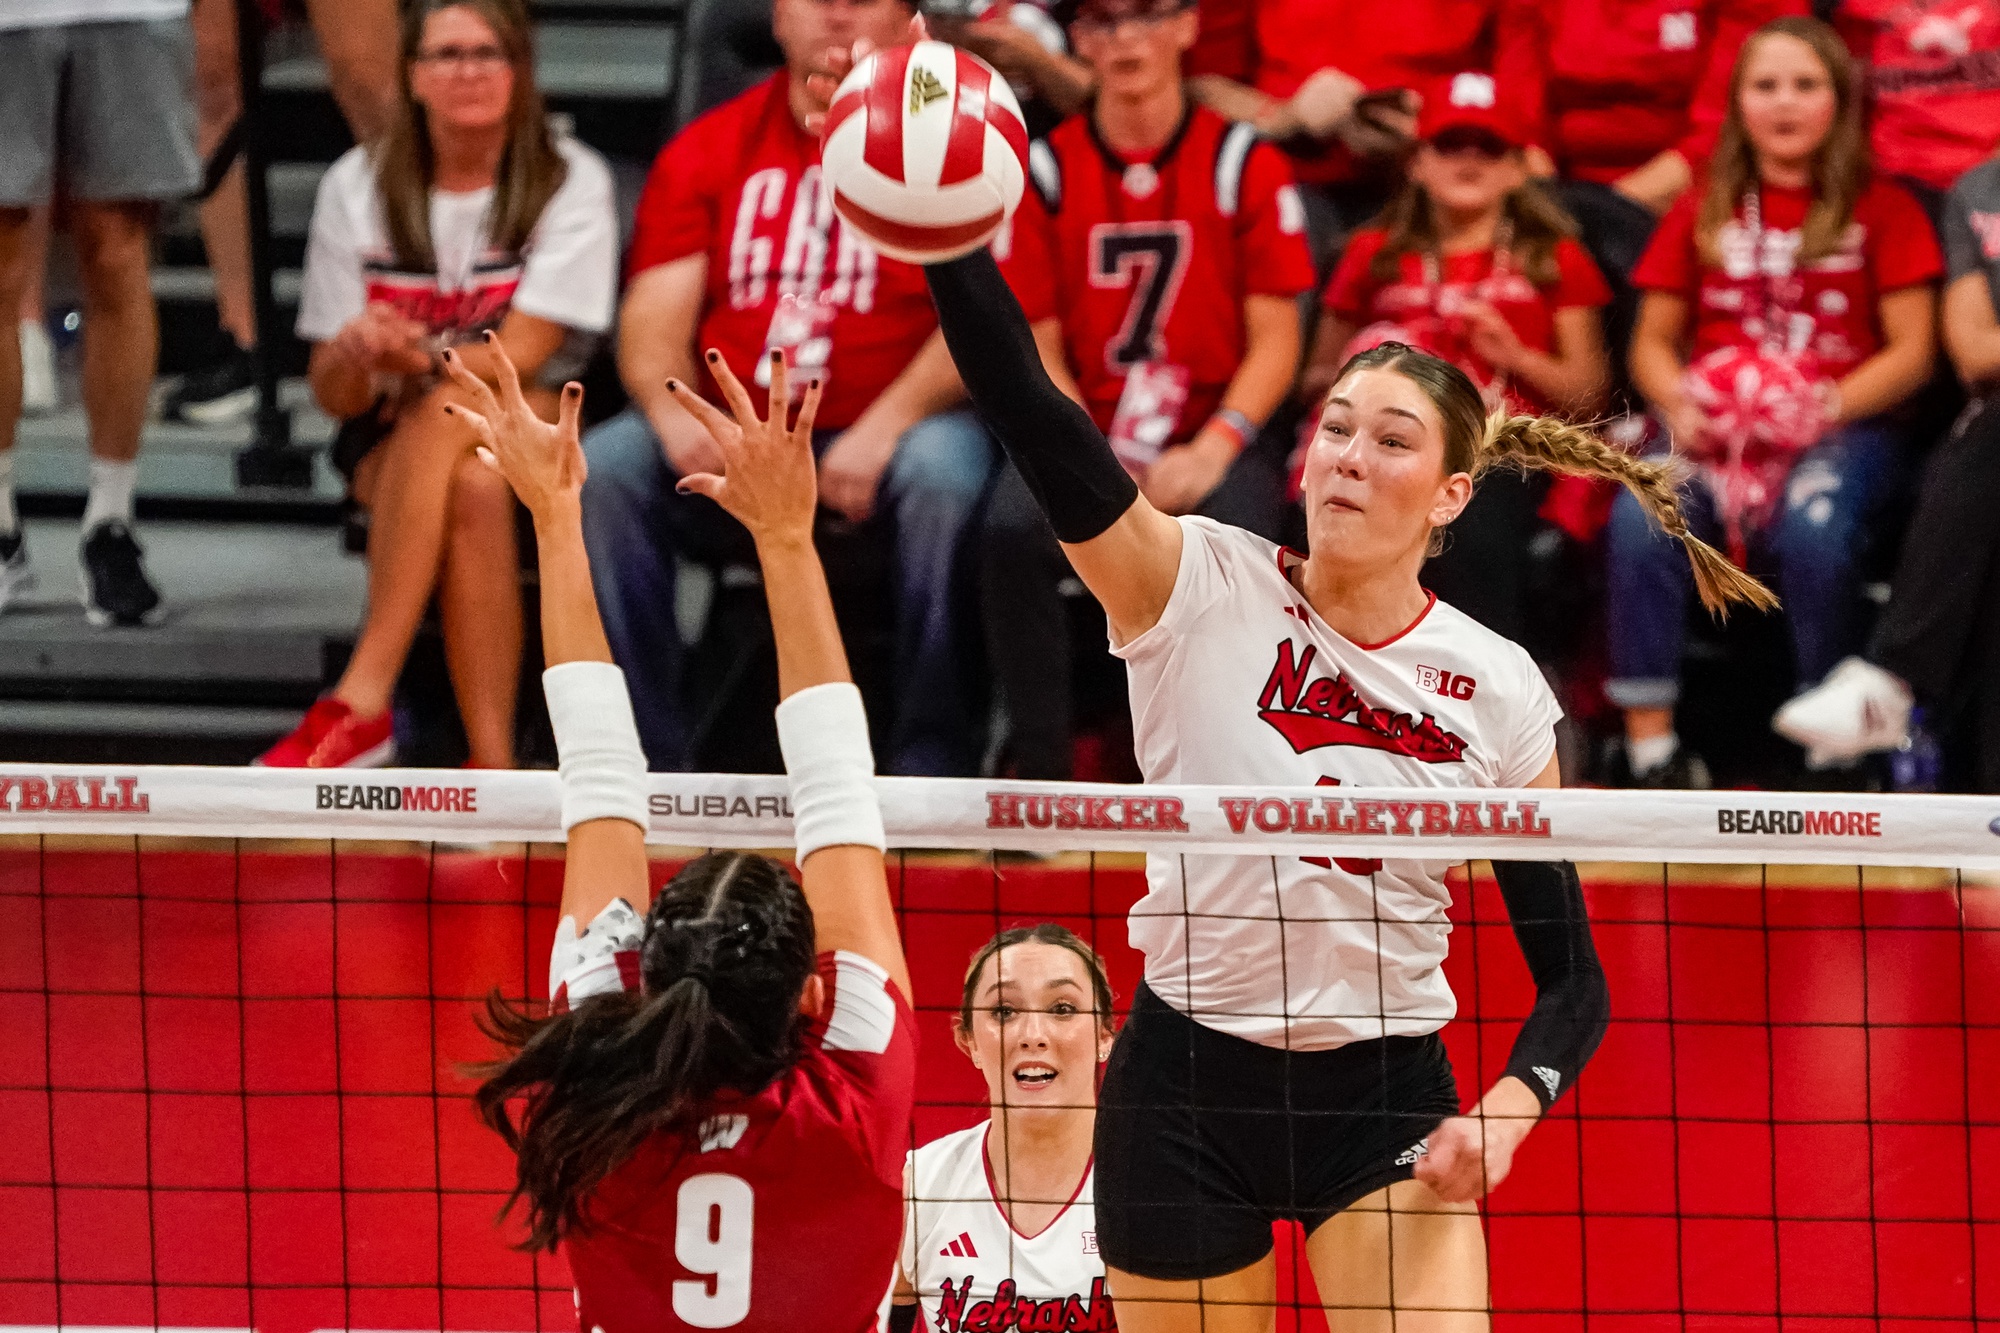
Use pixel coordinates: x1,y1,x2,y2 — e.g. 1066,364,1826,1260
812,33,1768,1314
449,340,914,1333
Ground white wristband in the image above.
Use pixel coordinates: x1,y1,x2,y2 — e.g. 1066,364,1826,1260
775,682,885,861
543,660,649,833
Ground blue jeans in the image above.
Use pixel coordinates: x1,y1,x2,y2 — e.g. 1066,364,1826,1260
579,405,995,774
1606,420,1903,710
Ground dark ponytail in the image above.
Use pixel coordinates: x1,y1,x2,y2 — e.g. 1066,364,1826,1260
474,852,817,1250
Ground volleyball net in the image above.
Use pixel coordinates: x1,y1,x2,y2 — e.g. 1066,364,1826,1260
4,763,1998,1332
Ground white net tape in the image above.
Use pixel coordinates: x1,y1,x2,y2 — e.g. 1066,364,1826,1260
4,762,1997,867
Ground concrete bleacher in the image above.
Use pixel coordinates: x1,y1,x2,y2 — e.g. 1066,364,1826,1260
4,0,683,764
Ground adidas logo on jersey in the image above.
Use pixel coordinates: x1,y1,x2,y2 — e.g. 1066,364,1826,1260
941,1230,979,1258
1532,1066,1561,1099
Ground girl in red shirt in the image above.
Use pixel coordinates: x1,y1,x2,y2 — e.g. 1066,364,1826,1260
1303,84,1611,639
1610,16,1942,786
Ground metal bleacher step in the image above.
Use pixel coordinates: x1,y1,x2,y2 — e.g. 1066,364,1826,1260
13,379,340,507
0,517,364,761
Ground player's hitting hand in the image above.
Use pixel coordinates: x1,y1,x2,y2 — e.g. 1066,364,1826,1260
439,332,587,520
670,349,825,548
1413,1075,1542,1203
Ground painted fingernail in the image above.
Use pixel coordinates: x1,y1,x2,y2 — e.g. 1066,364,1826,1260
665,378,680,391
441,348,453,362
484,330,495,343
811,379,822,390
706,351,720,364
770,349,782,363
675,482,693,495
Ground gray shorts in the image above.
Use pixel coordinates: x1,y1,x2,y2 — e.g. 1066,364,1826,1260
0,18,201,207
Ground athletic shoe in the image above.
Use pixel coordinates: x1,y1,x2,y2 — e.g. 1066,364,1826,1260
19,319,56,415
0,529,34,613
1609,743,1713,790
160,346,257,425
1772,656,1913,763
256,698,395,768
78,521,164,627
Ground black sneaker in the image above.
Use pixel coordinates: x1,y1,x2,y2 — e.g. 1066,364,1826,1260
79,521,164,627
0,528,33,614
161,346,257,425
1609,743,1714,790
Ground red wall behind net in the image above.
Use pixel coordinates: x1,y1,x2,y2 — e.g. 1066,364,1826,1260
1,839,1994,1332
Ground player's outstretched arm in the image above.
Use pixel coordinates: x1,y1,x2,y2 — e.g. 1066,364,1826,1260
442,338,648,932
1416,753,1609,1203
670,352,913,1003
924,250,1185,644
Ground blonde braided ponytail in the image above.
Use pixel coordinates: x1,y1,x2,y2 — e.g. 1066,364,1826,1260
1478,410,1779,618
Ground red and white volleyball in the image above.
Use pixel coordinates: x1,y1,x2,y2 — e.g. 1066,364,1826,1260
822,41,1029,264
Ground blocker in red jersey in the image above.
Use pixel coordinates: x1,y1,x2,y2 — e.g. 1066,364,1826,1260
822,40,1029,263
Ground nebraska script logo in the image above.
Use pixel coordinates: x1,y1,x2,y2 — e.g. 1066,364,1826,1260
935,1276,1115,1333
1257,642,1467,764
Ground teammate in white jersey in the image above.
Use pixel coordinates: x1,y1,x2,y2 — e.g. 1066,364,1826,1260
912,228,1775,1326
892,926,1118,1333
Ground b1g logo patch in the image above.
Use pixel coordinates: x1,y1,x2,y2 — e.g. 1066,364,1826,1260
1415,666,1477,700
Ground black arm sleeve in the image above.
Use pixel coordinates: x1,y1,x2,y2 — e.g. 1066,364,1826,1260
889,1304,920,1333
1490,859,1610,1110
926,250,1139,543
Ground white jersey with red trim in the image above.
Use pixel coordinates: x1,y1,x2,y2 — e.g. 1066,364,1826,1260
898,1125,1113,1333
1112,516,1563,1051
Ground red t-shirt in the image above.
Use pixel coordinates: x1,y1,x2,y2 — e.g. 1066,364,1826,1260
1183,0,1542,184
1521,0,1806,182
1834,0,2000,192
1631,177,1944,380
1006,107,1317,442
565,951,916,1333
628,74,969,432
1324,229,1611,413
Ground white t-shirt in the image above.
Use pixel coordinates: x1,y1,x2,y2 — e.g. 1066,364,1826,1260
898,1125,1109,1333
0,1,186,30
296,137,617,383
1113,517,1563,1051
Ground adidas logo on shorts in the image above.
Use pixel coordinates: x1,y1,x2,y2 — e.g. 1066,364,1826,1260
1394,1139,1430,1167
1532,1066,1561,1099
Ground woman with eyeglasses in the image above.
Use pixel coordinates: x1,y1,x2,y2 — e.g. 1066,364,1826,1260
261,0,617,770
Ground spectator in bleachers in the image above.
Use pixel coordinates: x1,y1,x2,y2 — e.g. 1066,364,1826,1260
0,0,202,626
259,0,617,769
1608,16,1941,787
1773,145,2000,791
928,0,1096,135
160,0,401,425
1301,74,1611,642
1828,0,2000,215
1522,0,1804,218
1514,0,1805,390
580,0,1000,777
1180,0,1540,269
981,0,1314,779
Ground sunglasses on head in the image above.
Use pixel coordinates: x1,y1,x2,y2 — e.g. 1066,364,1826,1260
1428,128,1513,158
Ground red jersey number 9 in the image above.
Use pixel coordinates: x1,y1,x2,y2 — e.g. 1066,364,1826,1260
673,1173,754,1327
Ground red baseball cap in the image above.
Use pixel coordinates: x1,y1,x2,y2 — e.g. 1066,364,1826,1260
1418,72,1524,150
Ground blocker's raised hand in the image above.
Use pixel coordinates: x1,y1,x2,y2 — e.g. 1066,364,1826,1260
671,349,824,547
440,332,587,519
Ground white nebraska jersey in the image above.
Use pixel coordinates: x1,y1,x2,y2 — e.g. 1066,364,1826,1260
1113,516,1562,1050
898,1125,1112,1333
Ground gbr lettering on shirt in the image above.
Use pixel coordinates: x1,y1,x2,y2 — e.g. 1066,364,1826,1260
726,166,882,314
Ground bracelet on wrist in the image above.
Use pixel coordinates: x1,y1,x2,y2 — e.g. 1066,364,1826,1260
1206,409,1257,454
